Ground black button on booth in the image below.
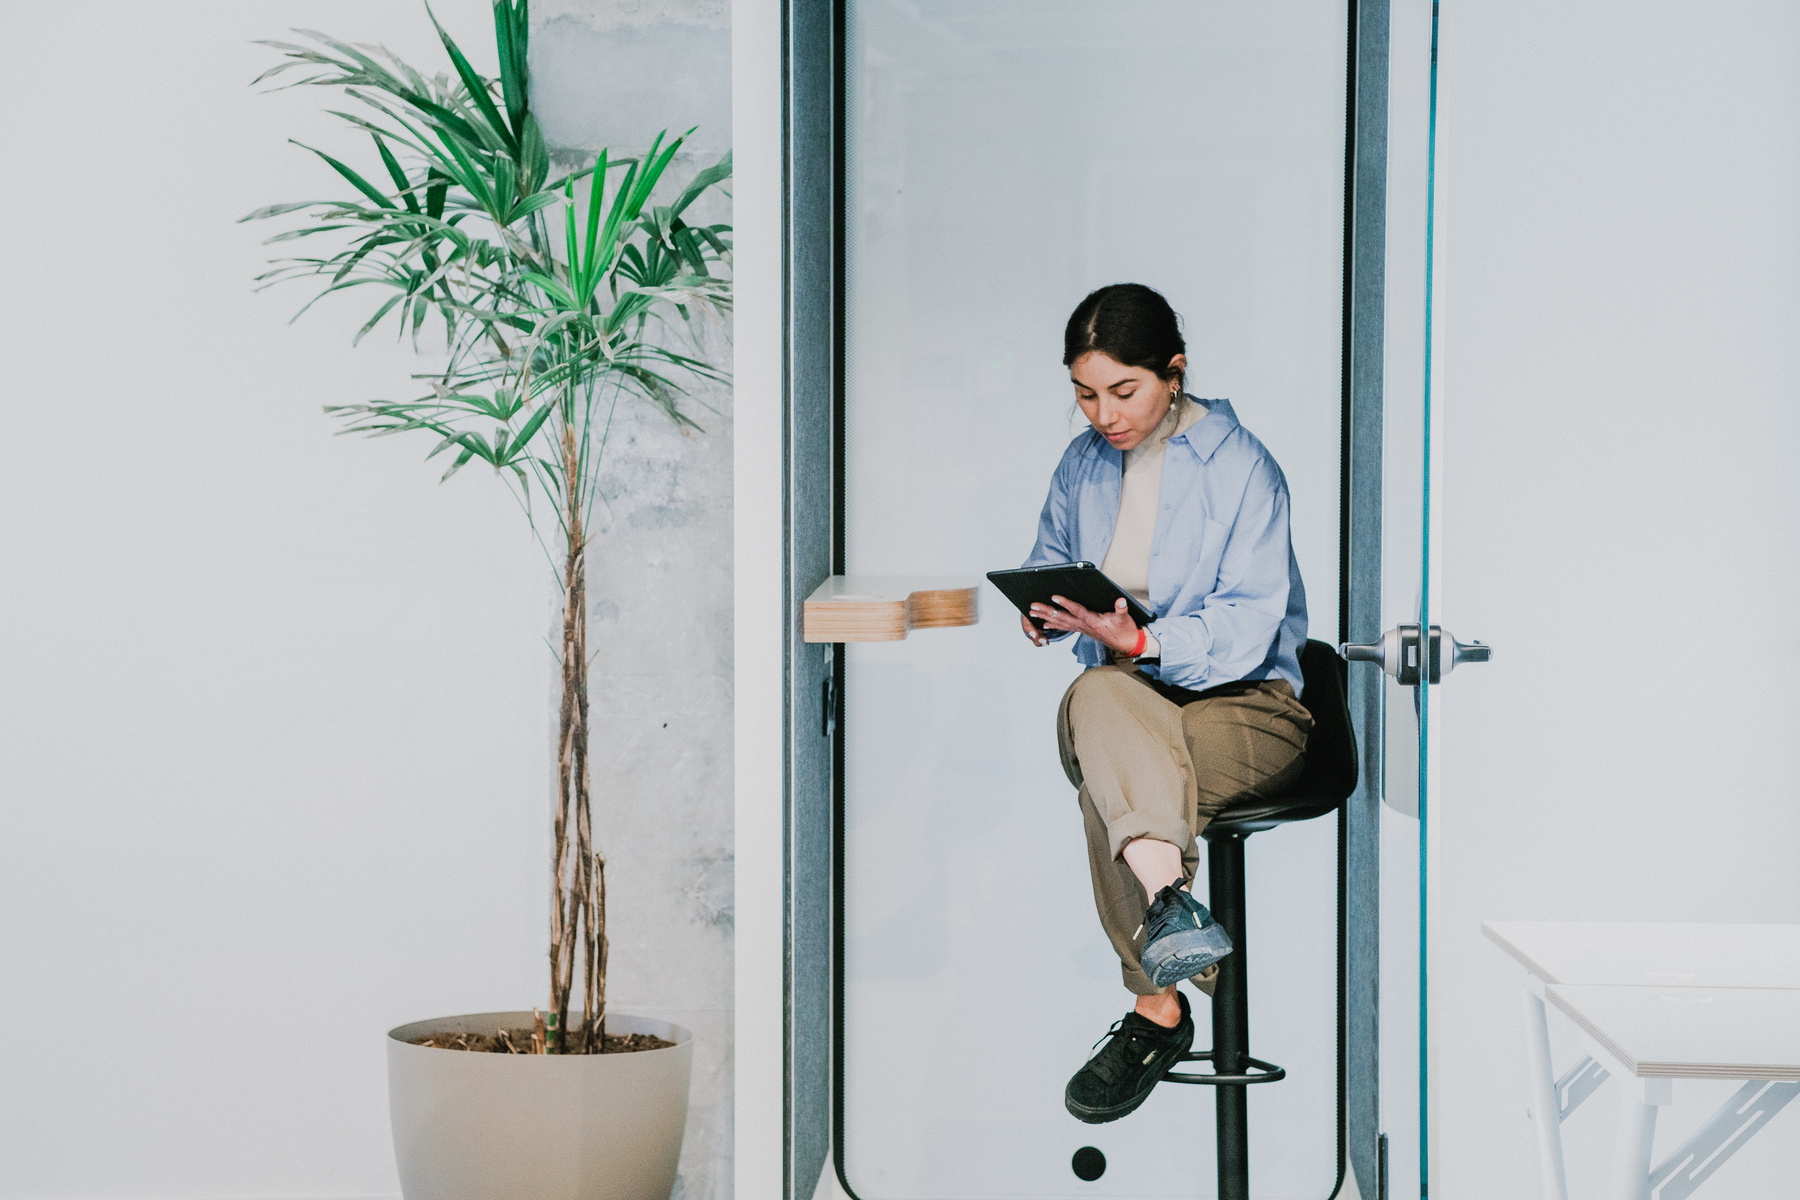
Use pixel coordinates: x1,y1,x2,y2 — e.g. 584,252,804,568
1161,639,1358,1200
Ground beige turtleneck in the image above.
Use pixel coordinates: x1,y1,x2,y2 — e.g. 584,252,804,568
1101,395,1204,659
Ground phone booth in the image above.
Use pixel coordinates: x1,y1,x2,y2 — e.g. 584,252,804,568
737,2,1800,1198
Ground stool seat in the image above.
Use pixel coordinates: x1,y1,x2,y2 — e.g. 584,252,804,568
1203,638,1359,838
1204,793,1339,837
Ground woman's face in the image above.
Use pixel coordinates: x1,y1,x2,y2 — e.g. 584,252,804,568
1070,351,1188,453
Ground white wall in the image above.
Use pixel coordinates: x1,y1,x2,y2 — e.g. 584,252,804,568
0,3,734,1197
727,1,784,1199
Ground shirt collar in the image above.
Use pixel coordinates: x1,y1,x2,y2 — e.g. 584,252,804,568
1171,396,1239,463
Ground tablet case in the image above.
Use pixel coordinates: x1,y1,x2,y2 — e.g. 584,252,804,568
986,562,1156,632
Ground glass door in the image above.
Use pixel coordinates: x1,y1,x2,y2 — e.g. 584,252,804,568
1412,2,1800,1197
838,3,1354,1197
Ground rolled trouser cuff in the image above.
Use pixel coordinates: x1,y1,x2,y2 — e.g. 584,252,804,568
1105,814,1193,863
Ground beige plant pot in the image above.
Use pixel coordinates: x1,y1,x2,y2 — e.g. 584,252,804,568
387,1011,693,1200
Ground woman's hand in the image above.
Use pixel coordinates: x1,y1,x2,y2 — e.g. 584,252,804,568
1020,612,1050,647
1028,595,1141,656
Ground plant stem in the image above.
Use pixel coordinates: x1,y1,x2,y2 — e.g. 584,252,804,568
584,850,607,1052
550,416,604,1052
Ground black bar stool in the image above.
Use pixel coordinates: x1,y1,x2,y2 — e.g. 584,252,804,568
1161,639,1358,1200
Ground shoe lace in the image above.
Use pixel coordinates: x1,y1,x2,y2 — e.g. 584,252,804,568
1084,1019,1161,1086
1145,881,1209,944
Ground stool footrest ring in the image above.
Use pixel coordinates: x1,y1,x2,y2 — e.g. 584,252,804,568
1161,1050,1286,1086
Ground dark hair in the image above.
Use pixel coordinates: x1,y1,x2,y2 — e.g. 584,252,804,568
1062,283,1186,386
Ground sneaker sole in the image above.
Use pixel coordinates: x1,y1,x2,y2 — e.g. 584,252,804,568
1143,924,1235,989
1063,1027,1194,1125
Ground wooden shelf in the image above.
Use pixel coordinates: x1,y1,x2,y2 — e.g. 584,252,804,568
802,576,981,643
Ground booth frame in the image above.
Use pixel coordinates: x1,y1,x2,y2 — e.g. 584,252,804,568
776,2,1394,1194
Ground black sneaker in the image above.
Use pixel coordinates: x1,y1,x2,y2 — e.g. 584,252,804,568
1140,881,1233,989
1063,991,1194,1124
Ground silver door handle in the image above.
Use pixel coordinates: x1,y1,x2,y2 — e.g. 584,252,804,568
1341,626,1423,684
1447,635,1491,674
1340,625,1492,685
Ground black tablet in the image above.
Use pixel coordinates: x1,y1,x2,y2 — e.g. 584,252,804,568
986,562,1156,632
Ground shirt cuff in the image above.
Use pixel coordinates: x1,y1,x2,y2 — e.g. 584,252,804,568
1140,630,1161,659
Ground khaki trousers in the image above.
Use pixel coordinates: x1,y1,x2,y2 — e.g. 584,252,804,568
1057,665,1312,995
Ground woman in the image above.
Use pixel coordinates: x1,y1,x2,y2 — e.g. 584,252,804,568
1022,283,1311,1124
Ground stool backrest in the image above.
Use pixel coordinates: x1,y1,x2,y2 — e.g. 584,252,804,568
1292,638,1360,806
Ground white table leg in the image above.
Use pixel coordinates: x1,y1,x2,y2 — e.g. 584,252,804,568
1609,1076,1671,1200
1522,986,1569,1200
1647,1080,1800,1200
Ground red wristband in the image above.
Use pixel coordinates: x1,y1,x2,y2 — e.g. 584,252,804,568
1130,627,1147,657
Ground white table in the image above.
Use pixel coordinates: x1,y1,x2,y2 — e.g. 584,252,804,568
1482,922,1800,1200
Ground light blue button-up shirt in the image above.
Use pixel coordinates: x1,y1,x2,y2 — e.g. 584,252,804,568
1022,397,1308,696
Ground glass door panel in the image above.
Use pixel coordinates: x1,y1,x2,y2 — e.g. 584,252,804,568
841,3,1351,1197
1419,3,1800,1197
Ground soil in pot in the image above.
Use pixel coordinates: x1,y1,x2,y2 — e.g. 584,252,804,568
409,1027,673,1054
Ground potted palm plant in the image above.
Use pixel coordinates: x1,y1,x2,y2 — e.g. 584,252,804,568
243,4,731,1197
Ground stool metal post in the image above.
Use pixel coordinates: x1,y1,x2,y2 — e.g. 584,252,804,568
1209,831,1252,1199
1159,643,1358,1196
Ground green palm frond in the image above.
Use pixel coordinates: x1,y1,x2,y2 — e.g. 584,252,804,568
249,0,732,557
